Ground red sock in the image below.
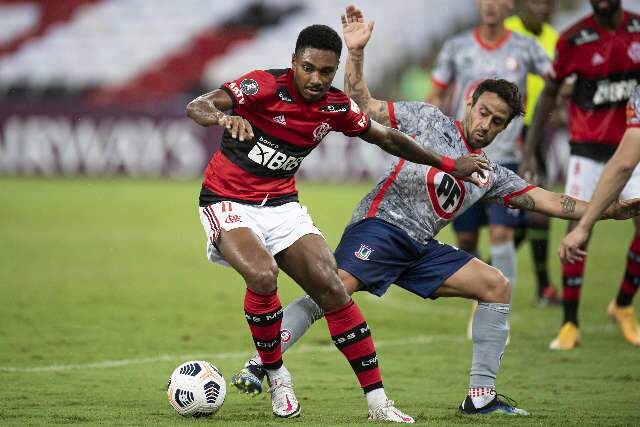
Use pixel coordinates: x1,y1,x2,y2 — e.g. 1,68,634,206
617,235,640,307
244,288,283,370
325,299,383,393
562,257,585,325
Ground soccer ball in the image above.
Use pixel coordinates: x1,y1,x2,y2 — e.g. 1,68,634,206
167,360,226,417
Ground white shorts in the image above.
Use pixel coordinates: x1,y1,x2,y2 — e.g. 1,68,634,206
198,201,324,266
565,155,640,201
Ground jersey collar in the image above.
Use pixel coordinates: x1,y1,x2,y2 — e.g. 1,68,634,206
589,10,629,35
456,120,483,154
473,27,512,51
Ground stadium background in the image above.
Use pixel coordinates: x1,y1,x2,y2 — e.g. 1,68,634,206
1,0,639,425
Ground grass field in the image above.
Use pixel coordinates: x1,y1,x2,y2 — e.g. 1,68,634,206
1,177,638,426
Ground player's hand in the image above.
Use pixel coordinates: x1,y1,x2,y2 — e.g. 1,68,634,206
518,157,538,183
218,114,254,142
605,198,640,220
452,154,491,186
341,5,374,50
558,226,589,264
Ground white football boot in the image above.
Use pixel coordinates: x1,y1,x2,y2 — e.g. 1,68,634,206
267,367,301,418
368,400,415,423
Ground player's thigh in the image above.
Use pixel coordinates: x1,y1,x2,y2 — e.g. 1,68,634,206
433,258,510,303
275,233,349,310
199,202,277,287
565,155,603,201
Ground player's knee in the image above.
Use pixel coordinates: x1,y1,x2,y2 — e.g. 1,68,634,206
489,226,514,244
312,265,349,310
482,268,511,303
244,262,279,294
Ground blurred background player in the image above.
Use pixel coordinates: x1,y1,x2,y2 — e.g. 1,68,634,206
188,23,486,422
505,0,561,306
427,0,553,335
559,84,640,347
523,0,640,349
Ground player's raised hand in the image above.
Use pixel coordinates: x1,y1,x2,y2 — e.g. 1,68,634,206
558,226,589,264
341,4,374,50
452,154,491,186
605,198,640,220
219,115,254,142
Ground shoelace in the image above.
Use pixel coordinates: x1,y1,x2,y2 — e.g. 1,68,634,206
494,393,519,408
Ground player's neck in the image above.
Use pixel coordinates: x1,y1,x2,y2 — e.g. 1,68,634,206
477,24,507,44
592,9,623,32
522,13,543,35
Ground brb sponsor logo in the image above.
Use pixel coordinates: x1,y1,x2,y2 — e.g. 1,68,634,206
247,136,305,171
593,79,638,106
426,167,466,219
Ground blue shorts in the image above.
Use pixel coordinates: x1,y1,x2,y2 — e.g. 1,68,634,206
452,163,525,232
334,218,474,299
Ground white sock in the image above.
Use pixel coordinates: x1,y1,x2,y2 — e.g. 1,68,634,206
366,388,388,410
469,387,495,408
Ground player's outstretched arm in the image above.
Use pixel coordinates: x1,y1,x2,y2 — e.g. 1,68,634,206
558,127,640,263
186,89,254,141
341,5,390,126
361,119,490,184
519,79,561,180
508,187,640,222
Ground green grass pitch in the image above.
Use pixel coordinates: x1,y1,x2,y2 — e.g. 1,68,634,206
1,177,638,426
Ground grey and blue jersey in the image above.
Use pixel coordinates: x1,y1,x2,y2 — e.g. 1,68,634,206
349,101,534,245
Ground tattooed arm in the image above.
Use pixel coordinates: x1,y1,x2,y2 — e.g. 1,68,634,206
341,5,391,126
508,187,640,221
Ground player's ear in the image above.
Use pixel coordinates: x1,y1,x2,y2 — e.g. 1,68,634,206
291,52,297,68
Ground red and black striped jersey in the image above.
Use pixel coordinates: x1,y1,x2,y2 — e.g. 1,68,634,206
200,68,371,206
553,10,640,160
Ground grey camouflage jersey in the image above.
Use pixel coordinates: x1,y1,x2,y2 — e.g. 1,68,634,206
627,85,640,128
431,30,551,164
349,101,533,245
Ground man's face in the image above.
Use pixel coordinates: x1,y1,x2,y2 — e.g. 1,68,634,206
478,0,513,26
590,0,621,18
525,0,554,25
464,92,512,149
291,48,339,103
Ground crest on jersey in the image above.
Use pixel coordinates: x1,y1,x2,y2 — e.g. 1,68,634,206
475,170,491,187
313,121,332,142
426,167,466,219
628,42,640,63
280,329,292,344
240,79,259,96
354,244,374,261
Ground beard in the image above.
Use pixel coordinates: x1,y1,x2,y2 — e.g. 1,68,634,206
592,0,621,19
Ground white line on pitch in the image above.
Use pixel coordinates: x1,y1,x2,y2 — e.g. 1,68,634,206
0,335,461,373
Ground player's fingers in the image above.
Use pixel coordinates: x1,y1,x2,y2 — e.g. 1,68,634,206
230,117,240,139
341,14,347,26
369,21,375,32
462,174,481,187
244,119,254,140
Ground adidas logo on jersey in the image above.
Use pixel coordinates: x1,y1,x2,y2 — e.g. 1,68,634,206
273,114,286,125
591,53,605,66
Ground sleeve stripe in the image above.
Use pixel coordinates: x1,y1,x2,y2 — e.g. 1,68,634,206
219,85,237,110
431,77,449,90
388,101,398,129
503,185,537,207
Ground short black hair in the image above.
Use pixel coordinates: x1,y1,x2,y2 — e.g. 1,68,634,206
471,78,524,125
295,24,342,58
